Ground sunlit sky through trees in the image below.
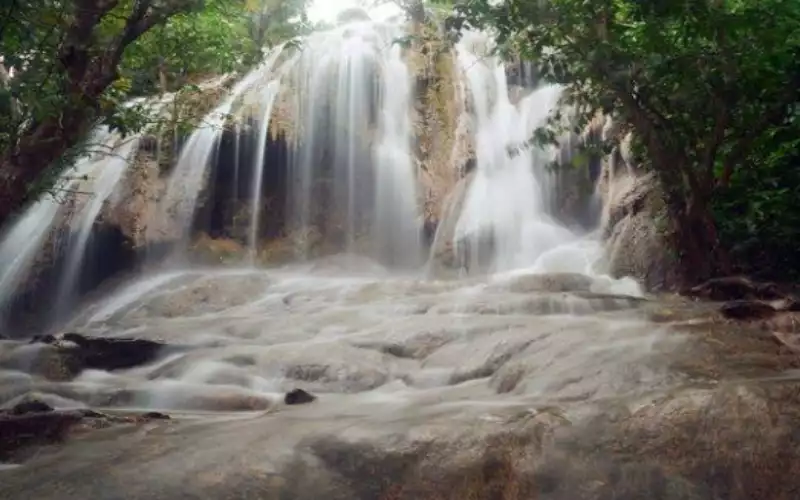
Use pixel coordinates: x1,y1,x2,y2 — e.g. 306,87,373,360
307,0,402,23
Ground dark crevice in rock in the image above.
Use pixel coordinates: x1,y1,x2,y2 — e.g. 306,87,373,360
18,333,169,380
284,389,316,405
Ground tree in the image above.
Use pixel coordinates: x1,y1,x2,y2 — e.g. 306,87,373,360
0,0,208,225
0,0,310,227
451,0,800,284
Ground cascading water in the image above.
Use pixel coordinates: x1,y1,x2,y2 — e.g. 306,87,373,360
281,20,421,265
152,51,285,252
0,95,176,328
0,14,641,335
163,20,423,266
52,135,142,319
0,127,142,322
448,31,633,290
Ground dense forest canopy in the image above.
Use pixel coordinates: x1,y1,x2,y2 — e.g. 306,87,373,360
1,0,800,284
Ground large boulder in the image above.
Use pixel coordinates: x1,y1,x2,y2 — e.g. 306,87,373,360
600,172,679,291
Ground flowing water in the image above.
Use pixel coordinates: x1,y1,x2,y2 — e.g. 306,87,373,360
451,31,614,281
0,258,717,499
0,15,651,422
0,260,681,425
279,21,422,264
156,21,422,266
0,125,144,322
151,53,285,252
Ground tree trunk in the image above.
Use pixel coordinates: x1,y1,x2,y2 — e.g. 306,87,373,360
669,194,731,288
0,107,97,224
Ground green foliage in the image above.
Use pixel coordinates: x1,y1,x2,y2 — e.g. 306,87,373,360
0,0,310,215
121,0,257,95
713,113,800,279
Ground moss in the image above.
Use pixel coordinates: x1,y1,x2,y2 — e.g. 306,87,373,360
190,233,247,264
407,20,464,225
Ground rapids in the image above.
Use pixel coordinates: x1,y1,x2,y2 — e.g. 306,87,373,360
1,259,671,414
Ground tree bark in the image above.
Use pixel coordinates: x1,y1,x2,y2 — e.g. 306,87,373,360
0,110,96,224
668,192,731,288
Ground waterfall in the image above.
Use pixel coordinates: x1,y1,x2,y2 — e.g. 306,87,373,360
0,126,143,323
153,49,286,252
165,20,423,266
0,94,177,328
451,31,575,273
52,134,141,320
280,20,421,265
0,15,644,334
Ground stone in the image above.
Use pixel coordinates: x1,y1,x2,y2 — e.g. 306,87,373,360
284,389,316,405
140,412,171,420
21,333,166,381
9,399,54,416
60,333,164,372
29,334,57,345
719,300,778,320
687,276,785,301
601,173,679,291
504,272,594,293
428,173,475,279
0,411,81,460
0,405,174,462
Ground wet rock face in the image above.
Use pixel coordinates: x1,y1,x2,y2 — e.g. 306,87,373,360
719,299,778,320
575,384,800,500
428,173,478,278
58,333,164,372
8,399,53,415
4,224,140,335
0,402,172,462
5,381,799,500
601,173,679,291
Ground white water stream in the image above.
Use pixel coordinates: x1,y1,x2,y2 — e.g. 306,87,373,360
0,127,143,320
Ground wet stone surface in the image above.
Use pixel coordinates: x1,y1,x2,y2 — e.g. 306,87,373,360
0,266,799,499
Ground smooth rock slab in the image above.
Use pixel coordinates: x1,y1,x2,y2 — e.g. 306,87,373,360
2,385,796,500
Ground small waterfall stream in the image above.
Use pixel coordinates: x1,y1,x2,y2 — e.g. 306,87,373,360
449,31,589,276
0,127,143,321
151,50,286,252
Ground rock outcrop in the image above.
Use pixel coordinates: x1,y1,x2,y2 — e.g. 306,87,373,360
427,172,476,278
0,333,167,381
600,171,679,291
284,389,316,405
0,399,171,462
